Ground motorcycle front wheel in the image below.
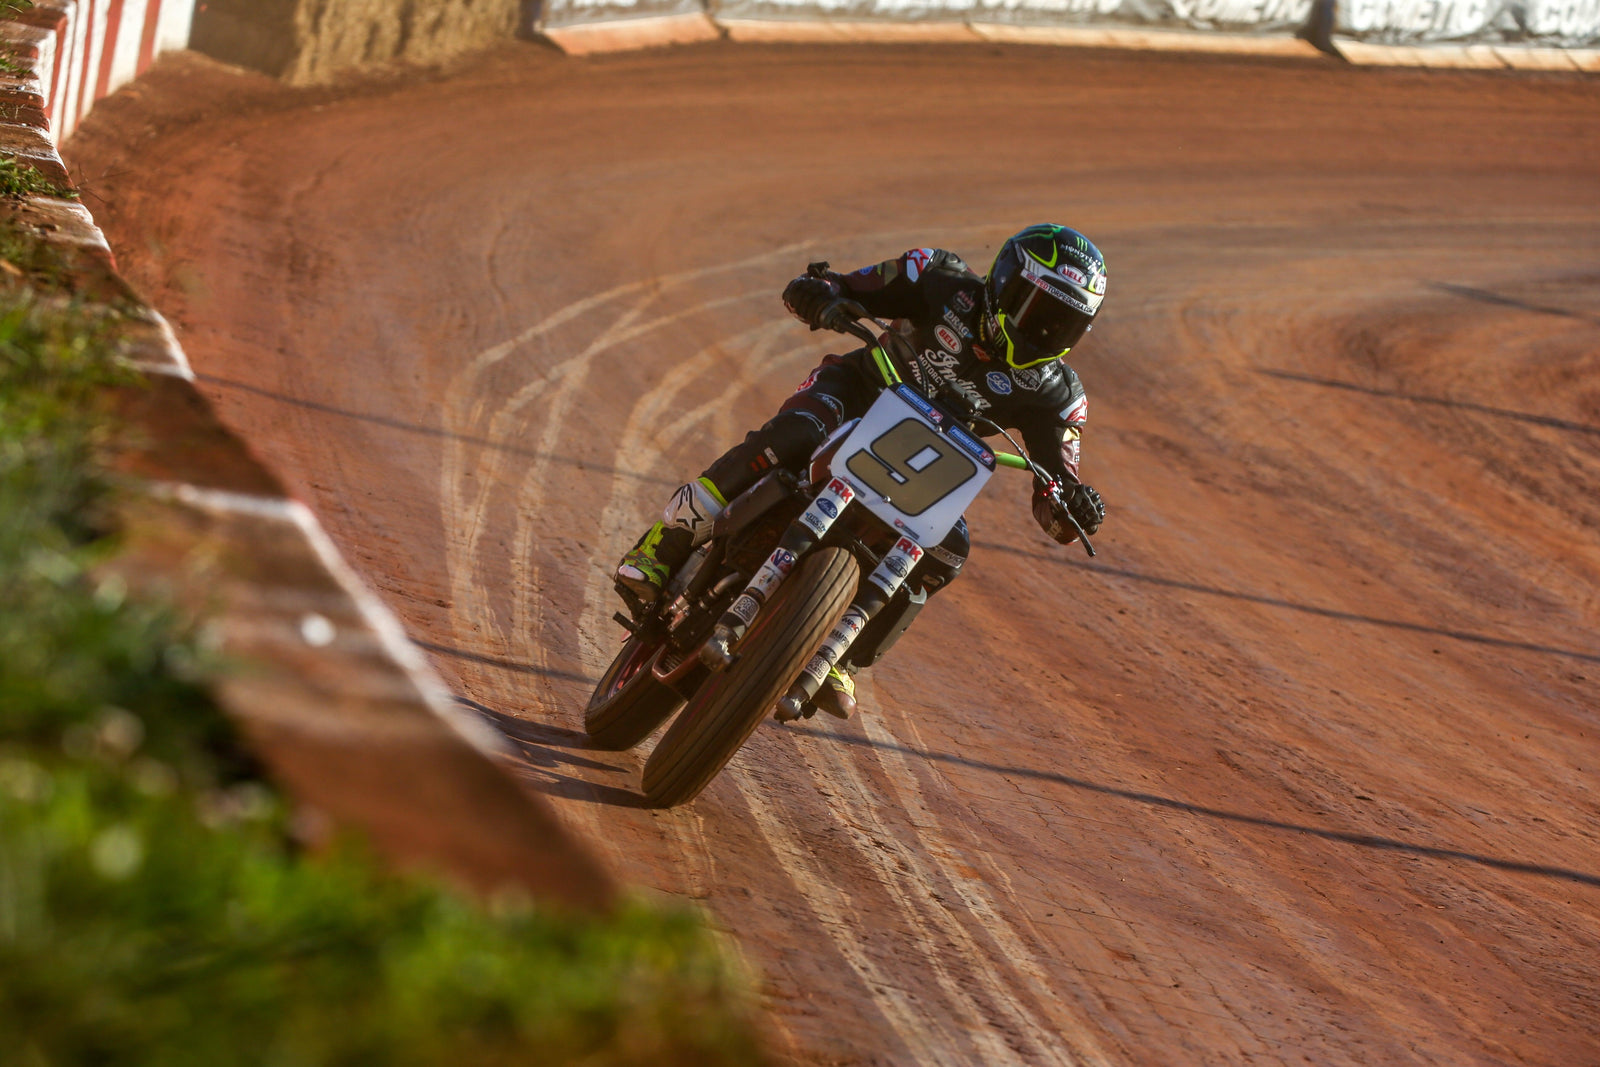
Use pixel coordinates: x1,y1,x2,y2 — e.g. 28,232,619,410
584,632,684,751
641,547,859,808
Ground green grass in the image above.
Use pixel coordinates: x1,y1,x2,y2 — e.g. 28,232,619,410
0,155,77,200
0,236,766,1063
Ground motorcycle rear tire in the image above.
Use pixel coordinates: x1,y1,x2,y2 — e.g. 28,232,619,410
641,547,858,808
584,633,684,751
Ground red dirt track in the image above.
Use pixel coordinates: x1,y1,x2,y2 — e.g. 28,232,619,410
69,44,1600,1065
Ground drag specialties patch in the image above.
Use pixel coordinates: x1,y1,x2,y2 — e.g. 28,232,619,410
935,324,962,353
986,371,1013,395
942,307,973,338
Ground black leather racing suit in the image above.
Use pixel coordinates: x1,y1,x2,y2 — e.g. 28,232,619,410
699,246,1091,668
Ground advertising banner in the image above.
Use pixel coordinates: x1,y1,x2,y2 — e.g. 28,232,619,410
712,0,1315,35
1335,0,1600,46
539,0,710,29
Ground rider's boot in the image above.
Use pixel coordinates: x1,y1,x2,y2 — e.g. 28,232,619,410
616,477,727,604
813,664,857,719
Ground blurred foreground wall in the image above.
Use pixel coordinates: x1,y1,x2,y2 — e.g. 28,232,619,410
0,0,192,140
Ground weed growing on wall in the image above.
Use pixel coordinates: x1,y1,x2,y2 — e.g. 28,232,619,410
0,229,766,1064
0,155,77,200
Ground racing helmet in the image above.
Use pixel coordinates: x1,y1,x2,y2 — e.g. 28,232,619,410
985,225,1107,370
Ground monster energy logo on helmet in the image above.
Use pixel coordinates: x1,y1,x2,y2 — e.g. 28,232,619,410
984,224,1107,370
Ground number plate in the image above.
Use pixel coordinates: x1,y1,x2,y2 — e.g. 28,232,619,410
832,385,995,544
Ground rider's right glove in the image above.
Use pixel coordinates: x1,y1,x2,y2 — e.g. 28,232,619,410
1032,480,1105,544
783,275,864,333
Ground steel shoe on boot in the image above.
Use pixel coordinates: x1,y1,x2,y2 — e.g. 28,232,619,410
814,664,857,720
616,521,693,604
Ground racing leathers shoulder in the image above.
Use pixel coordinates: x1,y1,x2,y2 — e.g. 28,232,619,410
809,247,1088,487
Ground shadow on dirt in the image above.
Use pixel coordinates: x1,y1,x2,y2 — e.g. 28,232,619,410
807,727,1600,890
417,639,598,684
1427,281,1600,327
196,372,679,485
460,698,651,808
973,541,1600,666
1259,367,1600,438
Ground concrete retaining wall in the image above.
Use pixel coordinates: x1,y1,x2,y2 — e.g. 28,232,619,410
189,0,524,83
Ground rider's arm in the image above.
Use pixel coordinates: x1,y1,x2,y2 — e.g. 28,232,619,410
1019,389,1103,544
1019,390,1088,487
786,248,950,326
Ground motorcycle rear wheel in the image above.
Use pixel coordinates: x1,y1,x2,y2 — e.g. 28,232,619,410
584,633,684,751
641,547,858,807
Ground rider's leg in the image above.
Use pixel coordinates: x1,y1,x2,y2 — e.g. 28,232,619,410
616,359,870,602
840,518,969,671
813,518,968,719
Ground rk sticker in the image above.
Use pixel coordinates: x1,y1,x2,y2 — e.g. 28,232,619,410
828,478,856,503
893,537,925,562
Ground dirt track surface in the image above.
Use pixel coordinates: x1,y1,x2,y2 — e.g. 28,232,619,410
69,45,1600,1065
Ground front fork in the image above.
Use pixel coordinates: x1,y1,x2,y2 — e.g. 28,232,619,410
694,475,925,721
698,476,860,670
773,535,922,722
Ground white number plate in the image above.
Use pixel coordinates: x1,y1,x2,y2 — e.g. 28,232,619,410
832,385,995,545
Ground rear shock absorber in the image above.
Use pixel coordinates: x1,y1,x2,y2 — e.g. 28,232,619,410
698,477,858,670
773,535,924,722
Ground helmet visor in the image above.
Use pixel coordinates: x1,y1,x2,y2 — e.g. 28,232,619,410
995,268,1094,367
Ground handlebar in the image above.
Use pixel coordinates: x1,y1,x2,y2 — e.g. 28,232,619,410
833,314,1095,557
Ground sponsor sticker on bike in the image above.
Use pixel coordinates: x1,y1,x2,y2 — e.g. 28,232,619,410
827,477,856,503
728,595,760,626
816,497,837,519
770,548,797,575
894,537,925,563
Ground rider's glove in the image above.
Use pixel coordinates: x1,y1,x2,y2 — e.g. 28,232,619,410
1032,480,1105,544
783,275,864,333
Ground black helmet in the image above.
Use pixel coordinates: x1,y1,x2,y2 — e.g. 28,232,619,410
985,225,1107,370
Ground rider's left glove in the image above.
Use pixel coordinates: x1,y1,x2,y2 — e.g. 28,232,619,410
1032,480,1105,544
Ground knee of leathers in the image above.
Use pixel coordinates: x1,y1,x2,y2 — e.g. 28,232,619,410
758,410,829,466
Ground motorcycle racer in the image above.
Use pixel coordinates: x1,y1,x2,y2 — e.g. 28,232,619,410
616,224,1109,717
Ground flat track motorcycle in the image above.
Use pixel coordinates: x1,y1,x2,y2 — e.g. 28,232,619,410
585,318,1094,807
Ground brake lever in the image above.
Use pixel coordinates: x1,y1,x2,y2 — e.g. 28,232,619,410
1053,487,1097,558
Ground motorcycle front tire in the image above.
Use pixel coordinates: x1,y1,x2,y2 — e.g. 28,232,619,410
584,633,685,751
641,546,859,808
